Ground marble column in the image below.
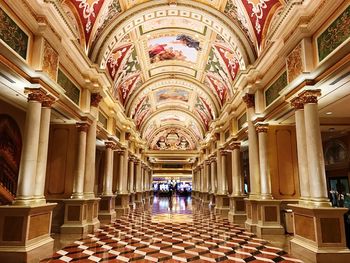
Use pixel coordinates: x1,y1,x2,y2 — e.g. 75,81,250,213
300,90,330,207
242,93,260,199
34,96,56,203
102,142,115,195
128,157,135,206
71,122,89,198
289,90,350,261
84,93,102,198
135,160,143,206
84,93,102,231
15,89,46,205
0,89,57,261
215,150,229,216
228,142,247,224
231,143,243,197
115,149,130,215
291,97,310,204
210,159,217,194
99,141,116,222
256,123,272,199
209,158,217,206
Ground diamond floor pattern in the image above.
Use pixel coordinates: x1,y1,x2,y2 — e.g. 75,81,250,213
41,196,303,262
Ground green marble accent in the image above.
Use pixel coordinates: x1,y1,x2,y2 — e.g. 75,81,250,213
265,71,287,106
317,5,350,62
0,8,28,59
57,69,80,105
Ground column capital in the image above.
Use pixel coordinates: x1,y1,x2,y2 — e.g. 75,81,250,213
205,160,211,165
76,122,90,132
116,149,125,155
25,88,47,102
42,94,57,108
230,142,241,150
299,89,321,104
255,123,269,133
290,97,304,110
242,93,255,108
105,141,116,149
220,149,230,155
91,92,103,107
209,156,217,163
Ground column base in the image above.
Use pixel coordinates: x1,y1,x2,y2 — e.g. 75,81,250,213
115,194,130,217
98,195,116,223
0,203,56,263
255,199,284,237
289,204,350,263
245,198,258,233
86,198,100,232
228,195,247,225
135,192,144,208
129,193,135,208
200,192,210,209
60,199,89,234
214,194,230,217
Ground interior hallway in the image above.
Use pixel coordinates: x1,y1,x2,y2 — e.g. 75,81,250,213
41,196,300,263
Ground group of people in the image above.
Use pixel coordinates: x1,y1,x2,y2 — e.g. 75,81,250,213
329,189,350,208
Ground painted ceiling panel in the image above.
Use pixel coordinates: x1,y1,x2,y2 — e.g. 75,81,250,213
68,0,106,47
60,0,286,150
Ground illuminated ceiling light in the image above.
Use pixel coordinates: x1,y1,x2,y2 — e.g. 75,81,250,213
325,111,333,115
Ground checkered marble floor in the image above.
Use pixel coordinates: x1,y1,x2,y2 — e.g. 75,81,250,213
41,196,303,262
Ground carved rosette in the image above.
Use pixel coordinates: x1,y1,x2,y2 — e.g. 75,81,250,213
76,122,90,133
299,89,321,104
25,88,47,103
91,93,103,107
255,123,269,133
290,97,304,110
242,93,255,108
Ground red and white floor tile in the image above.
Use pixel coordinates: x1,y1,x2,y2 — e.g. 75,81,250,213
41,196,303,263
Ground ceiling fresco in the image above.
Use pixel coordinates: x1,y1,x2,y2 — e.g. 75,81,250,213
60,0,285,150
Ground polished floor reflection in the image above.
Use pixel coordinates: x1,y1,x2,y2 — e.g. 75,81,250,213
42,196,302,262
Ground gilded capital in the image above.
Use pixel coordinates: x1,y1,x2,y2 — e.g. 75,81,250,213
91,93,103,107
105,141,116,149
242,93,255,108
25,88,47,103
230,142,241,150
76,122,90,132
299,89,321,104
290,97,304,110
42,95,56,108
255,123,269,133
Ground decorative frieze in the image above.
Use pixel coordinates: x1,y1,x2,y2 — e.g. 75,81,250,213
286,43,304,83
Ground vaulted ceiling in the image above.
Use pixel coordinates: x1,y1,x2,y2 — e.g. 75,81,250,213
59,0,284,151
